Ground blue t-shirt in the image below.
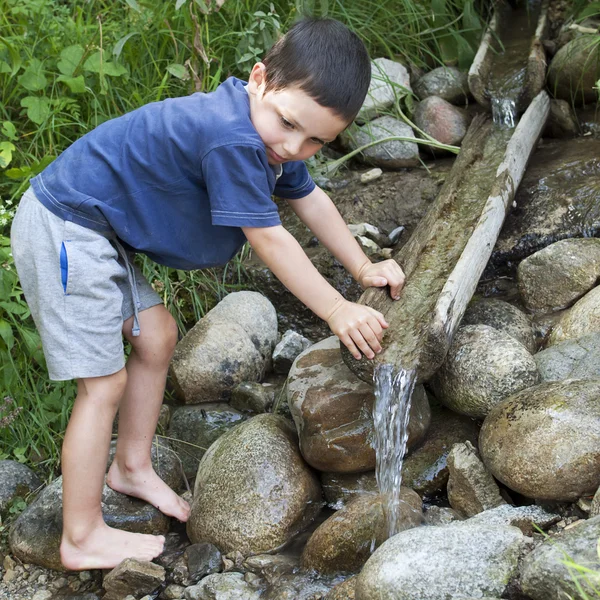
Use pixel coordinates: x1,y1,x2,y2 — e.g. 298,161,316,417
30,77,315,270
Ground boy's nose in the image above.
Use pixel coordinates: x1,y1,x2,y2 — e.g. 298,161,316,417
283,137,302,158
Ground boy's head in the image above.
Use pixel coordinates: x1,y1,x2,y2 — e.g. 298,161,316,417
246,17,371,165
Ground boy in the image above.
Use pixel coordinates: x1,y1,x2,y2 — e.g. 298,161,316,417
10,17,405,570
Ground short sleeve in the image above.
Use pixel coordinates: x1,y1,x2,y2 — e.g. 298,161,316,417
274,160,315,199
202,143,282,227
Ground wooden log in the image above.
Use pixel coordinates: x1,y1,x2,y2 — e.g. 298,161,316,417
342,92,550,384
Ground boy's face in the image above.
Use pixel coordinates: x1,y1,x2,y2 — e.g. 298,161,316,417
247,63,348,165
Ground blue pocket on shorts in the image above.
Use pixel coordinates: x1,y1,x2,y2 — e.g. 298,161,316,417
60,241,69,294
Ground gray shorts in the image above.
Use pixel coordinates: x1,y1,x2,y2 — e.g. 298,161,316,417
10,188,162,381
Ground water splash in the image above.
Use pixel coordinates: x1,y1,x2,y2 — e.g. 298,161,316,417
491,97,517,128
373,363,417,537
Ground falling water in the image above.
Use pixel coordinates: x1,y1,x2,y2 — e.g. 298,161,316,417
373,363,417,537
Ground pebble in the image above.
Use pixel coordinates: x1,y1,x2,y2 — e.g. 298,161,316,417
360,168,383,183
164,584,186,599
31,592,52,600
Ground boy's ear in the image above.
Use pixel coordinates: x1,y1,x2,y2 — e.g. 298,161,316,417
247,62,267,94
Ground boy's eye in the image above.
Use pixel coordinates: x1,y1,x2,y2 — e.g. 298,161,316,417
280,116,294,129
311,138,325,145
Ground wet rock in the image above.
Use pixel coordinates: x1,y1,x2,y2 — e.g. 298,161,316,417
517,238,600,313
324,577,356,600
355,524,529,600
164,584,186,599
262,574,331,600
461,504,560,535
547,35,600,105
480,379,600,501
414,66,469,104
461,298,536,353
167,404,246,479
230,382,276,414
272,330,312,375
243,554,296,584
0,460,42,514
320,471,378,508
423,506,462,526
591,486,600,517
343,116,420,170
520,515,600,599
447,442,506,518
492,138,600,265
301,490,422,575
287,337,430,472
434,325,539,419
184,572,261,600
102,559,165,600
401,405,480,495
544,99,580,138
357,58,411,123
535,333,600,382
413,96,469,147
548,285,600,345
185,543,222,584
170,292,277,403
187,414,322,554
9,476,170,570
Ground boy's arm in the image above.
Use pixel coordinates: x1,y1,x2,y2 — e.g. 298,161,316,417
286,186,405,297
242,225,388,360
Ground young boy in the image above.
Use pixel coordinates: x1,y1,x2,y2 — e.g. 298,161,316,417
10,17,405,570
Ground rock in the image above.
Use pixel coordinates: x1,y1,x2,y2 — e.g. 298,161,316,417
287,337,430,472
102,559,165,600
301,490,422,575
461,298,536,353
535,333,600,382
547,35,600,105
492,138,600,266
544,99,580,138
32,592,52,600
480,379,600,501
262,574,332,599
414,66,469,104
164,584,186,599
343,116,420,170
447,442,506,518
434,325,539,419
360,168,383,184
9,477,170,570
401,404,480,495
357,58,411,123
355,524,529,599
184,572,261,600
272,330,312,375
517,238,600,313
187,414,322,554
320,471,378,508
461,504,560,535
548,285,600,345
423,506,462,526
0,460,42,514
243,554,296,583
413,96,469,147
168,404,246,479
324,576,356,600
170,291,277,403
230,382,276,414
520,515,600,599
185,543,222,584
591,486,600,517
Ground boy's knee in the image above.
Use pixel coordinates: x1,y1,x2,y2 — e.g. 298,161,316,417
133,310,178,366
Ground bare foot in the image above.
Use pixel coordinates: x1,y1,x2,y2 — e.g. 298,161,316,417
106,462,191,522
60,523,165,571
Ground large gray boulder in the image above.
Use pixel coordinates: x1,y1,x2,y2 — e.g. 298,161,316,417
0,460,42,515
170,292,277,403
357,58,411,123
355,524,529,599
434,325,539,419
414,66,469,104
187,414,321,554
301,490,422,575
460,504,560,535
520,515,600,599
287,337,430,473
535,333,600,382
480,379,600,501
548,285,600,345
518,238,600,313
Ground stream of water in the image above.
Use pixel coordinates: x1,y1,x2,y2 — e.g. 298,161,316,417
373,363,417,537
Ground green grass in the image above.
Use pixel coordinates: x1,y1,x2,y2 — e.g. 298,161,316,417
0,0,485,479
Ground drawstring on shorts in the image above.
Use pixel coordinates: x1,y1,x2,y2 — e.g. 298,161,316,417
114,239,141,337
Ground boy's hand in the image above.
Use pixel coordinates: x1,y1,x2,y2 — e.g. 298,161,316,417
357,259,406,300
326,298,389,360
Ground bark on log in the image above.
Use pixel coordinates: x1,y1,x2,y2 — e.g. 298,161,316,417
342,92,550,384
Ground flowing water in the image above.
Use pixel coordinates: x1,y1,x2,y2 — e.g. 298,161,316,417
373,363,417,537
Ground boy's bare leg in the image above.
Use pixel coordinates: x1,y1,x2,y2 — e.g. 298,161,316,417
107,304,190,522
60,371,165,571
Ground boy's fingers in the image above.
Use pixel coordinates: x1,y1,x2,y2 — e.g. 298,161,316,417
341,335,362,361
359,323,382,354
351,330,375,360
369,308,389,329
